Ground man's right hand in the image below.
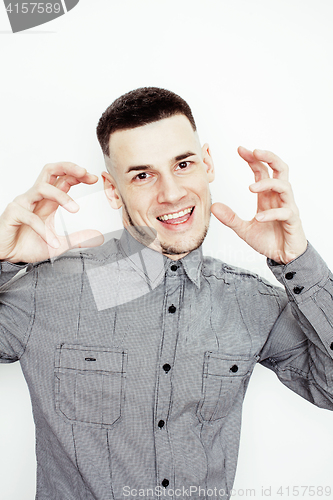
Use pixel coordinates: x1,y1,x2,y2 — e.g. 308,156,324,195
0,162,104,264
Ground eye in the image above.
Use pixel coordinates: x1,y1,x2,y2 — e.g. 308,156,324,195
176,161,191,170
134,172,152,181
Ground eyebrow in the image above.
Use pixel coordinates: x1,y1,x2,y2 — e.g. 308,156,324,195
125,151,197,174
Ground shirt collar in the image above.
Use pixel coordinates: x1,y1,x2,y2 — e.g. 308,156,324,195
119,229,167,290
118,229,203,289
179,246,203,288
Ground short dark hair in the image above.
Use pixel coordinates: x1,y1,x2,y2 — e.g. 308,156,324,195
96,87,197,157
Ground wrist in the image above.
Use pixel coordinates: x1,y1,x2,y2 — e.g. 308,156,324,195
282,240,308,265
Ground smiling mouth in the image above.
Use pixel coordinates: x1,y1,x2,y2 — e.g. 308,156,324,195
157,207,194,224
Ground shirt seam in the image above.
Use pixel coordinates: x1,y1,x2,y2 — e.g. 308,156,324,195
204,267,280,295
76,253,85,341
17,266,38,360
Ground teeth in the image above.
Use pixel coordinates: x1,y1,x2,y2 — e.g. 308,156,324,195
158,207,192,221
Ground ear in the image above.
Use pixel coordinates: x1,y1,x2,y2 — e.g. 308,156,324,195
201,143,215,183
102,171,123,209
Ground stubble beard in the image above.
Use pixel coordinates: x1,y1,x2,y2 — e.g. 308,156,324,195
122,199,211,257
157,221,210,256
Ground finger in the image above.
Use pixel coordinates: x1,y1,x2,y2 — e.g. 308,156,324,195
238,146,270,182
211,202,247,236
37,174,99,218
249,178,296,205
36,162,96,185
54,174,98,193
16,183,80,213
5,203,60,249
253,149,289,181
255,207,297,223
50,171,98,187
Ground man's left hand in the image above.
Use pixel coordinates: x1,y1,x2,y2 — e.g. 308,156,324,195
211,147,308,264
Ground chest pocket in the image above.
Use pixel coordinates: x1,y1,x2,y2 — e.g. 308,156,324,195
55,344,127,428
197,352,258,422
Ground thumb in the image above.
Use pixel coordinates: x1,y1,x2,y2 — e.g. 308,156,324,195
211,202,245,234
67,230,104,249
46,230,105,261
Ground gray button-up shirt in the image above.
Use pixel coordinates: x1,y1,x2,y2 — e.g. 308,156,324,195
1,230,333,500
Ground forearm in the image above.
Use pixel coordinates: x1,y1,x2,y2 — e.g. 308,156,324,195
259,243,333,409
268,241,333,358
0,262,35,362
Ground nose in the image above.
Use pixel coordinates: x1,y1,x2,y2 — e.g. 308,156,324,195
156,173,187,205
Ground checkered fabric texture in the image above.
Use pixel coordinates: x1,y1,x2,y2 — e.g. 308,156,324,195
1,230,333,500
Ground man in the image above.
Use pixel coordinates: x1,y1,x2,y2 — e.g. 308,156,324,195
0,87,332,500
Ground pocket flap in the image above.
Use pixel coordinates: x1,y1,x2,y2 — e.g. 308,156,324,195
204,352,256,378
56,344,126,373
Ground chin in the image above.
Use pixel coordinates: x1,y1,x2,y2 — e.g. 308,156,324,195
159,228,208,257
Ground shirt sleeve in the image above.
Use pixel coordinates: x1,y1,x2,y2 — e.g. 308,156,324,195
259,242,333,410
0,261,31,287
0,261,35,363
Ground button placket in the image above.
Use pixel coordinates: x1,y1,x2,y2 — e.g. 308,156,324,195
154,273,182,491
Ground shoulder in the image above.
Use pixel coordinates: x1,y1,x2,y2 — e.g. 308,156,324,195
29,233,123,278
202,255,283,298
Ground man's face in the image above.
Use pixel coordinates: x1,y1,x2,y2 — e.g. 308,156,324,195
102,114,215,260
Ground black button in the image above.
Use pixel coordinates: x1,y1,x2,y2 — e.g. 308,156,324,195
293,286,304,294
163,363,171,372
330,342,333,351
168,305,176,313
158,420,165,428
230,364,238,373
162,479,169,488
285,272,296,280
171,265,178,271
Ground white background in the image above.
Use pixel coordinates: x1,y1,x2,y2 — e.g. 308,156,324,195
1,1,333,499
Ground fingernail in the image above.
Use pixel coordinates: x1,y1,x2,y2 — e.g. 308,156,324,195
63,200,79,212
256,213,265,221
